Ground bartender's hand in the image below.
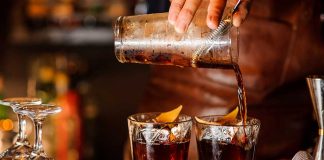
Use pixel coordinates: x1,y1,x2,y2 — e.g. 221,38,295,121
168,0,251,33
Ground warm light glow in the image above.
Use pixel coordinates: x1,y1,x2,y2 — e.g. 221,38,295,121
2,119,14,131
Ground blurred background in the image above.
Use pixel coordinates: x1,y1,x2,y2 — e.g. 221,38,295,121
0,0,323,160
0,0,150,159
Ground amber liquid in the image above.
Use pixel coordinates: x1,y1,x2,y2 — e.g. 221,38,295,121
121,50,193,67
197,139,255,160
132,141,190,160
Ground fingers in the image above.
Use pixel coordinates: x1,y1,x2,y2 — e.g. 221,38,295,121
233,0,251,27
169,0,251,32
207,0,226,29
175,0,202,33
169,0,202,33
168,0,186,25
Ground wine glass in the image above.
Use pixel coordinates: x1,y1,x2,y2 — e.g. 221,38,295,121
0,97,42,159
15,104,62,160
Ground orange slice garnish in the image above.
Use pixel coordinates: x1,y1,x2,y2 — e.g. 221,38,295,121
155,105,182,123
218,107,238,122
195,107,239,125
195,116,222,125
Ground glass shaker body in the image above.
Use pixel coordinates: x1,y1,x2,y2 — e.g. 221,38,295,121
114,10,238,68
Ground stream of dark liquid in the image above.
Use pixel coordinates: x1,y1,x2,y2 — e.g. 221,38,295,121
120,50,247,123
195,61,247,124
195,63,251,160
233,63,247,123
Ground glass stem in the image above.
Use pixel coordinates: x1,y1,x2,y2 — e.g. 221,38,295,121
17,114,28,142
34,119,44,154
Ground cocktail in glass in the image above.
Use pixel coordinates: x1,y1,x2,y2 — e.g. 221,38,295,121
195,116,260,160
128,113,192,160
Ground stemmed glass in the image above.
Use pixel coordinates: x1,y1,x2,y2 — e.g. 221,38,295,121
0,97,42,159
15,104,62,160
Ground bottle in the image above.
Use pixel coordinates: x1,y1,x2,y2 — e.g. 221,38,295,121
114,1,238,68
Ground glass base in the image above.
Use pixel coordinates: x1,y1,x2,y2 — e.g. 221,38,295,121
0,142,33,159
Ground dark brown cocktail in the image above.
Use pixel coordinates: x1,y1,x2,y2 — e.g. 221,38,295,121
128,112,192,160
195,116,260,160
132,141,190,160
197,139,254,160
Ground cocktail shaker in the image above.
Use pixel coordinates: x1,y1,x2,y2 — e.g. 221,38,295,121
113,0,240,68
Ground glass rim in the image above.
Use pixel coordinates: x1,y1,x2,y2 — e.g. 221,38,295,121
128,112,192,125
0,97,42,106
194,115,260,127
15,104,62,113
230,27,239,64
114,16,124,63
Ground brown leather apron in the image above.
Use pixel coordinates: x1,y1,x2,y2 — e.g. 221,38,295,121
130,0,324,159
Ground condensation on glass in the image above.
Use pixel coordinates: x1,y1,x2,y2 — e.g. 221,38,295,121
114,10,238,68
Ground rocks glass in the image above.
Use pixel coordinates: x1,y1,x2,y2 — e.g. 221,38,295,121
128,113,192,160
195,116,260,160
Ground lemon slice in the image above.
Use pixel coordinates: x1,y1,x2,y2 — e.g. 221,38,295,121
195,107,239,125
155,105,182,123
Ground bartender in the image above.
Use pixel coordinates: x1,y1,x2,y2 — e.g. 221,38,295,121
126,0,324,159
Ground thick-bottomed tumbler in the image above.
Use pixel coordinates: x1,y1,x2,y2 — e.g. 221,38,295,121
195,115,260,160
128,113,192,160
